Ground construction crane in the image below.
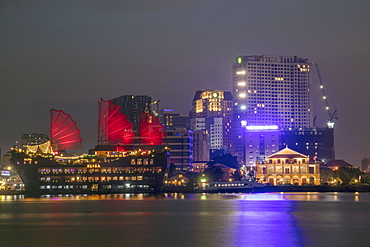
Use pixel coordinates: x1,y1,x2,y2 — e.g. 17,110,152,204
313,63,338,129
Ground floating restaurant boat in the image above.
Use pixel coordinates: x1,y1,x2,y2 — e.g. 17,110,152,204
11,99,169,195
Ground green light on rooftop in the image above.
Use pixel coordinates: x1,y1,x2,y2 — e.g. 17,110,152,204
237,57,242,64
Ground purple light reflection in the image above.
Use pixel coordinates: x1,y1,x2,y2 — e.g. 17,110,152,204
231,196,303,246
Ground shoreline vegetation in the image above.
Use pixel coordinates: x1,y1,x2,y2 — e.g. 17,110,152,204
2,185,370,196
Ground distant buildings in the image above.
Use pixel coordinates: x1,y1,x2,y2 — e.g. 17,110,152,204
159,109,190,130
361,158,370,172
191,89,233,157
232,55,311,129
111,95,152,131
164,129,193,171
280,127,335,163
192,130,209,162
230,55,334,165
21,133,49,148
244,125,280,166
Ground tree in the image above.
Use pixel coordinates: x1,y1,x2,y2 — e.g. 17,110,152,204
360,173,370,184
230,169,242,181
212,154,239,169
320,167,334,184
334,167,361,185
203,166,224,182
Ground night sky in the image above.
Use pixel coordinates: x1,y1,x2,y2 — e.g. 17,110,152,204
1,0,369,165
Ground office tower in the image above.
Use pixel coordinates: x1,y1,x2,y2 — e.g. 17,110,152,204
279,127,335,163
159,109,191,130
111,95,152,131
165,129,193,171
191,89,233,154
21,133,49,148
232,55,312,163
192,129,209,162
244,125,280,166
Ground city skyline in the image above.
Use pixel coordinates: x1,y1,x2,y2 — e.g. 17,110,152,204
1,1,369,166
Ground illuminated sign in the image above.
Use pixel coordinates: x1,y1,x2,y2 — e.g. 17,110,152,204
1,170,10,176
237,57,242,63
245,125,279,130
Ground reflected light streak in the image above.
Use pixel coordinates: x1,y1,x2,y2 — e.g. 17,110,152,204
233,199,302,246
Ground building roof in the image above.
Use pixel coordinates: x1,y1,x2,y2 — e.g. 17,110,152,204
267,147,309,159
322,160,353,168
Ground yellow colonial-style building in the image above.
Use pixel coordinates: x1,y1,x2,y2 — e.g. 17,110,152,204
255,147,320,185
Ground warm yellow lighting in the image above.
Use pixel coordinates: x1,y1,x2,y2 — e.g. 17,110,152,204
236,71,246,75
239,93,246,98
195,99,203,113
237,81,246,86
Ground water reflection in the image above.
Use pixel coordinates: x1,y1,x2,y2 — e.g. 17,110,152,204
1,193,370,246
231,199,303,246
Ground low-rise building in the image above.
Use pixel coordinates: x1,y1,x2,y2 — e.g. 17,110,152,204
255,147,320,185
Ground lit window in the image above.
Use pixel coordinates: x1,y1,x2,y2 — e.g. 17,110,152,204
239,93,246,98
236,71,246,75
237,81,246,86
240,105,246,110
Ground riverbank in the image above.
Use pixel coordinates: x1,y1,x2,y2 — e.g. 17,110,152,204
2,185,370,195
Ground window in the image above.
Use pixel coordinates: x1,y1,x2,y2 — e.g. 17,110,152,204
309,167,314,174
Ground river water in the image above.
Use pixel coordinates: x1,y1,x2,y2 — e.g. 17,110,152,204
1,192,369,247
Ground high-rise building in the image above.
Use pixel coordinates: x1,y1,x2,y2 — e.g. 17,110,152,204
232,55,312,163
159,109,191,130
232,55,311,128
191,89,233,154
21,133,49,148
111,95,152,131
279,127,335,163
192,129,209,162
361,158,370,172
244,125,280,166
164,129,193,171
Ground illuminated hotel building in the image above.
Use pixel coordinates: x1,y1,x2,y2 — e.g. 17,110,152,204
232,55,312,164
191,90,233,155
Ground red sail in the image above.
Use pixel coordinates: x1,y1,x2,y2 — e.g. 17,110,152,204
50,109,82,151
139,111,166,145
98,99,134,145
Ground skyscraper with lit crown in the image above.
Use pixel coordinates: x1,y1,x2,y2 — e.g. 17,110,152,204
191,89,233,156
